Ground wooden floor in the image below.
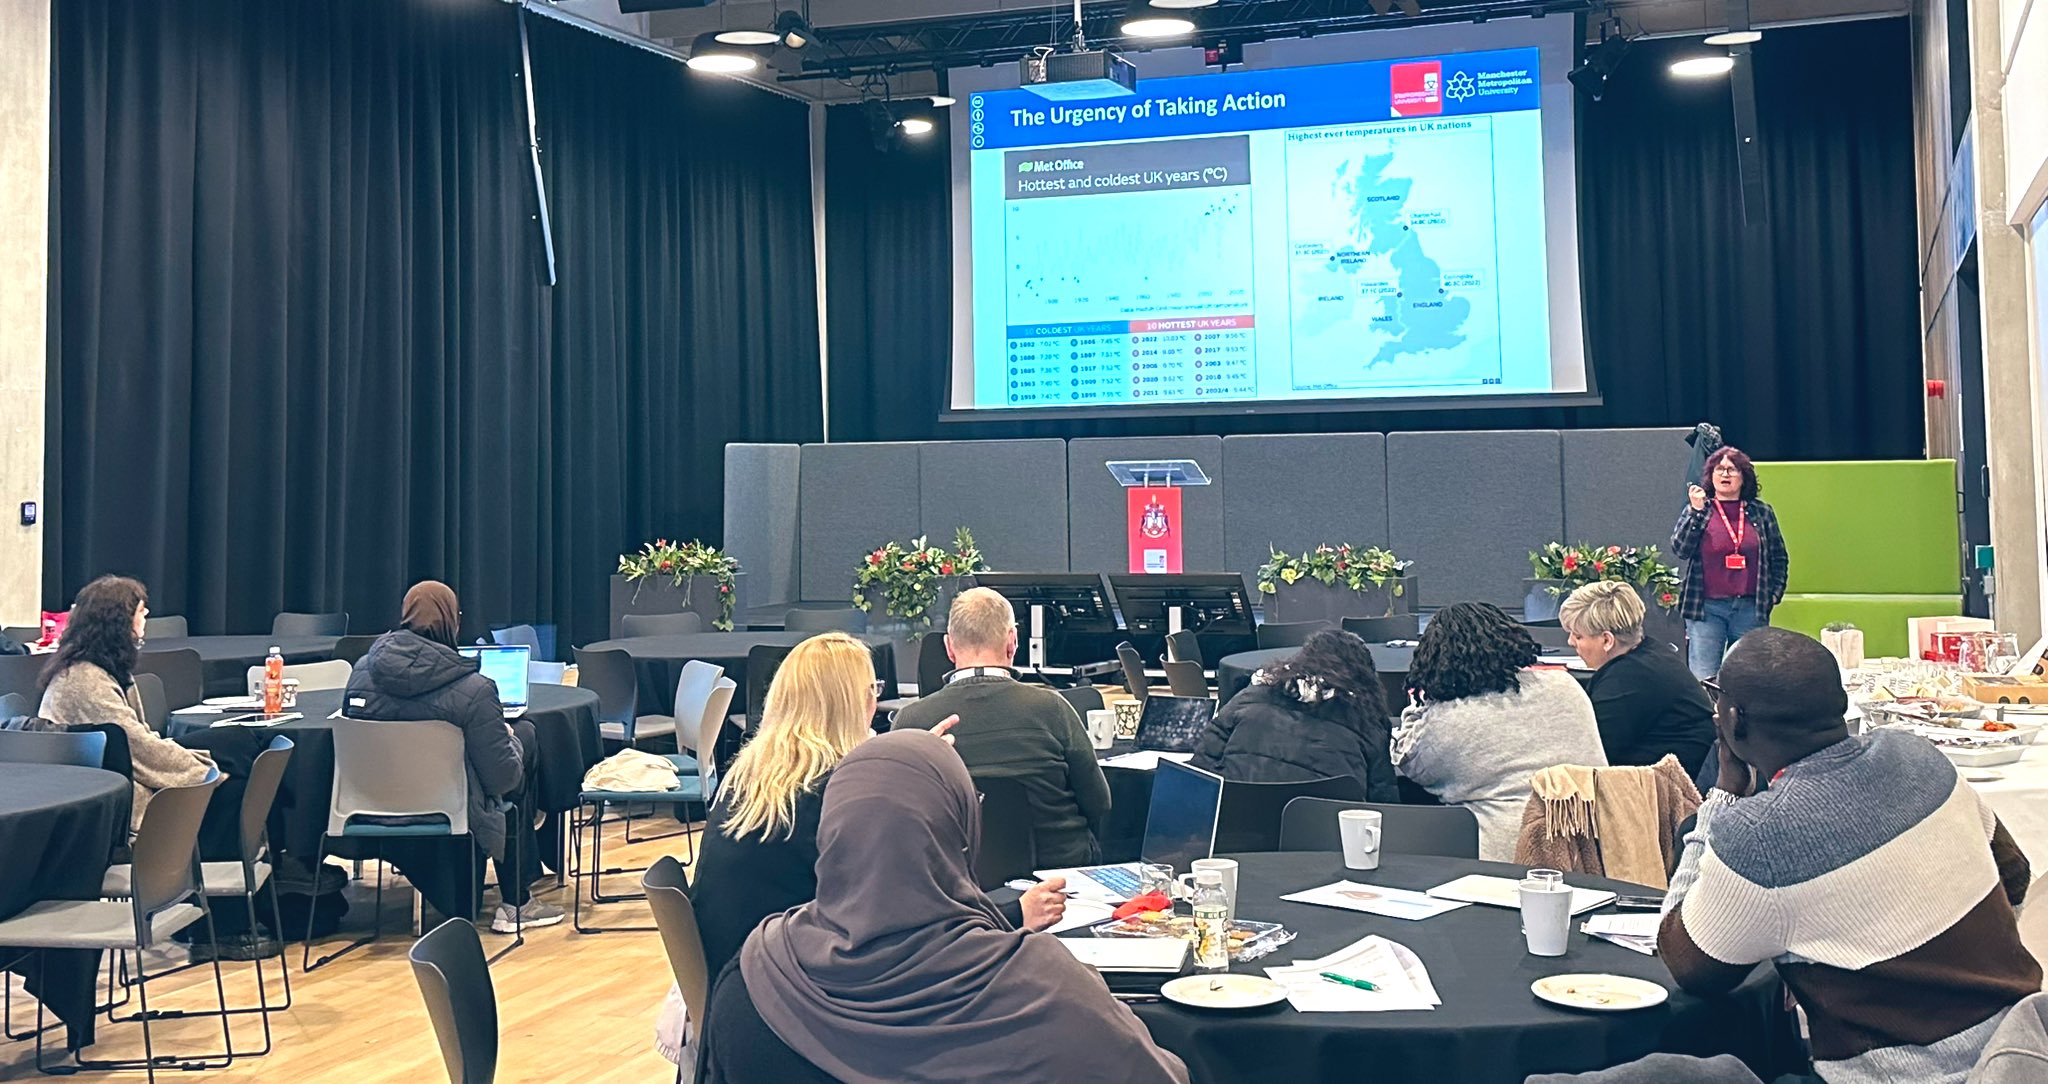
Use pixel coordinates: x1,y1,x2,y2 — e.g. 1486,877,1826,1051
2,814,700,1083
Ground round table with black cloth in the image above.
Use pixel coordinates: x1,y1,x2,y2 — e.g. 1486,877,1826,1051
166,685,601,868
142,635,342,699
1068,851,1789,1084
0,764,131,1050
581,631,898,718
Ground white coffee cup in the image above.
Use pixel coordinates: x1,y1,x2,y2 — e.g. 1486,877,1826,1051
1338,809,1382,870
1177,858,1238,920
1085,709,1117,750
1519,869,1573,957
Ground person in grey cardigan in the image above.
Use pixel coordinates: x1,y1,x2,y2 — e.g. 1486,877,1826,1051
1391,602,1606,861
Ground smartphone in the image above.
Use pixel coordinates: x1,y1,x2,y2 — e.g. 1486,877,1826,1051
1611,895,1665,911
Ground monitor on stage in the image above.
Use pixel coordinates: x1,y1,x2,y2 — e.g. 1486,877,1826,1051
1109,573,1257,659
971,572,1119,668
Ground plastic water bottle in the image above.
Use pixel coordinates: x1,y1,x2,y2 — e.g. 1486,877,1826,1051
1191,869,1230,972
263,646,284,715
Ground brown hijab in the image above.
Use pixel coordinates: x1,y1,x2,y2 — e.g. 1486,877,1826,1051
400,581,461,648
738,729,1189,1084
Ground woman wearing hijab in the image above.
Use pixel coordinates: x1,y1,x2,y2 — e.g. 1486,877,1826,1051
700,729,1189,1084
341,581,560,932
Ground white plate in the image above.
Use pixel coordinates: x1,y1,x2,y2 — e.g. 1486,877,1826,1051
1161,974,1287,1010
1530,973,1670,1012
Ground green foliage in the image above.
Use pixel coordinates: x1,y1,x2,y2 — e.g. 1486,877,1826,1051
617,538,741,630
1528,542,1682,611
1255,544,1412,596
851,527,988,623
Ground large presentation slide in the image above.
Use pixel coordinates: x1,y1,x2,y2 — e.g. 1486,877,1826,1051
946,31,1591,418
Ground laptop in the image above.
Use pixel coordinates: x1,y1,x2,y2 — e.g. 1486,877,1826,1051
1133,694,1216,754
1036,760,1225,902
460,644,531,719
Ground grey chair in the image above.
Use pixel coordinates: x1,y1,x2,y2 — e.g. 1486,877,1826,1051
271,611,348,638
2,625,40,646
304,718,473,972
642,857,710,1062
783,607,867,633
1277,797,1481,859
1056,685,1105,717
621,612,703,637
143,615,189,640
572,647,649,744
1115,641,1151,706
1520,619,1572,651
136,648,205,710
243,658,353,696
1215,776,1365,854
1164,629,1204,666
0,690,34,725
134,672,170,734
0,727,106,767
103,735,295,1056
1342,614,1421,642
1162,660,1208,699
333,634,380,667
1256,621,1331,651
408,919,497,1084
916,631,952,695
0,771,229,1081
972,776,1036,890
744,643,796,732
490,623,554,662
0,654,44,700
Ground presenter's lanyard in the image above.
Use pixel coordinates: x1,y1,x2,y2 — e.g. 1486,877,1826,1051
1713,501,1747,550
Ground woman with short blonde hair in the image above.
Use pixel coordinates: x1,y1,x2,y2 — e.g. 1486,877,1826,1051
1559,580,1715,772
1558,580,1646,654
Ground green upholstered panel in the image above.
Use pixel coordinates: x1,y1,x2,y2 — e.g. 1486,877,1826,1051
1771,594,1963,658
1751,460,1962,596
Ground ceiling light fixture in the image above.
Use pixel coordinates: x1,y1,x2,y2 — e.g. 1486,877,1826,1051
714,27,780,46
927,94,957,108
1703,29,1762,45
1145,0,1220,8
686,32,761,73
899,117,936,136
1669,54,1736,77
774,9,816,50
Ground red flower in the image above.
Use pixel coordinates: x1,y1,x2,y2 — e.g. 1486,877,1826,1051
1336,560,1348,571
1592,560,1606,574
658,559,673,571
1561,554,1579,572
940,561,955,575
1659,593,1677,606
901,559,913,570
869,551,882,566
1607,545,1621,556
720,584,732,594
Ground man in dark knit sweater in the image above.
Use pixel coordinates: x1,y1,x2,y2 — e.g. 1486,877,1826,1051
891,587,1111,866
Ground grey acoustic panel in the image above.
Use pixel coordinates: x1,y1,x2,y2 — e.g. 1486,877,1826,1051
1562,429,1695,552
722,444,801,611
1223,434,1388,583
1067,436,1227,574
919,440,1071,572
798,442,923,601
1388,431,1563,609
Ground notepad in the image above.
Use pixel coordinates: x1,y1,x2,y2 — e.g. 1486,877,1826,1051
1425,874,1615,916
1098,750,1194,771
1057,937,1189,973
1280,880,1469,921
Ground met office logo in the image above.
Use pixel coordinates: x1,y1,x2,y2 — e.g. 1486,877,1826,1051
1445,71,1476,102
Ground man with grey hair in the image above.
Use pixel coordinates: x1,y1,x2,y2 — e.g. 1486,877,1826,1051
891,587,1111,866
1560,580,1714,772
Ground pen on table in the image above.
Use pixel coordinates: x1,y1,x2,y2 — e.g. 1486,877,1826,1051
1004,879,1075,897
1111,993,1161,1003
1319,972,1380,992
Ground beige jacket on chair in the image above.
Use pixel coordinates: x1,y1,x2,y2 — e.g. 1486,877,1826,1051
1512,755,1701,889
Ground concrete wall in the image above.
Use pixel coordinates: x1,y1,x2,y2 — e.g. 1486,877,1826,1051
0,0,48,626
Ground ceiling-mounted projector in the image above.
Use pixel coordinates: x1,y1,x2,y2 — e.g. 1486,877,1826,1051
1020,48,1138,100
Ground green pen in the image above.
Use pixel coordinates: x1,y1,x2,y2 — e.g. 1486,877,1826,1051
1319,972,1380,992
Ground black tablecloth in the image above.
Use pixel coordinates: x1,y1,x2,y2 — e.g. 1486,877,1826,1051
0,764,131,1049
581,632,898,716
143,635,342,698
1072,851,1786,1084
166,685,600,862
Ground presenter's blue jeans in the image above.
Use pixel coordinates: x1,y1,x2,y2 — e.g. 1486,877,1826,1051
1686,597,1765,679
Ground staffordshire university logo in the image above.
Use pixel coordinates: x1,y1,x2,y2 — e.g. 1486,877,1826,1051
1445,71,1477,103
1389,60,1443,117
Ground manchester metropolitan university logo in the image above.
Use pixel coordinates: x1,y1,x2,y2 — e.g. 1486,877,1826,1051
1445,71,1477,102
1140,497,1172,539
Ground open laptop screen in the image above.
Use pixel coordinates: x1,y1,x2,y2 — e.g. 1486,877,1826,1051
1139,760,1224,874
460,645,530,709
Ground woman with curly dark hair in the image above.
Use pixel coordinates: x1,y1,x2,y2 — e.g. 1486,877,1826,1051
1670,446,1789,679
1391,602,1604,859
1191,629,1397,801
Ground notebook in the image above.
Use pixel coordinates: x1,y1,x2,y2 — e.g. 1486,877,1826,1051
1057,937,1189,973
1425,874,1616,917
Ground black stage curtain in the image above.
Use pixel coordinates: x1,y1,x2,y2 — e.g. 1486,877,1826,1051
824,19,1921,459
47,0,821,643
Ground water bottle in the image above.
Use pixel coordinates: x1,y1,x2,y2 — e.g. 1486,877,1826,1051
1191,869,1230,972
263,646,284,715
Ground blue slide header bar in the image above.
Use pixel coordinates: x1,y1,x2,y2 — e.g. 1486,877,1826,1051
970,47,1540,151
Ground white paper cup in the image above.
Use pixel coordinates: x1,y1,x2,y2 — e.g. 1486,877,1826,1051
1519,871,1573,957
1338,809,1382,871
1178,858,1239,920
1085,709,1117,750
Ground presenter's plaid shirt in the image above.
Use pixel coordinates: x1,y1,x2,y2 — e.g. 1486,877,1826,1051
1669,499,1789,622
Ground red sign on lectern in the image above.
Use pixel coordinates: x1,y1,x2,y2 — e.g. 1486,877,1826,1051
1127,487,1184,574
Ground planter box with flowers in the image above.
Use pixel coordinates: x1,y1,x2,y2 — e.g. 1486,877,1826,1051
1256,544,1416,624
1526,543,1685,648
852,528,989,674
609,539,742,638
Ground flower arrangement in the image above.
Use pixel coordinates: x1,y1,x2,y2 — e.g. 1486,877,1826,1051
1528,543,1682,611
1255,544,1412,597
617,538,741,630
852,527,987,623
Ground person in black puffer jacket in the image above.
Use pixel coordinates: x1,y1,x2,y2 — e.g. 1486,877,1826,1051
341,580,560,933
1191,629,1399,802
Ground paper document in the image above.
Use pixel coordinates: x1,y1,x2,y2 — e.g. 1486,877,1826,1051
1263,935,1439,1012
1280,880,1469,921
1046,899,1116,936
1426,874,1616,917
1537,655,1593,671
1058,936,1189,973
1582,913,1660,955
1098,750,1194,771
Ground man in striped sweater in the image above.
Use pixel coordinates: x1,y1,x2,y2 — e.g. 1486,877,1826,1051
1660,628,2038,1083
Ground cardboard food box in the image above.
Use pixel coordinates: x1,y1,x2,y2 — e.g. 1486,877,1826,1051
1962,675,2048,705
